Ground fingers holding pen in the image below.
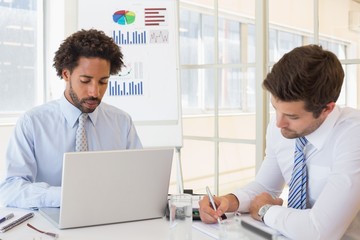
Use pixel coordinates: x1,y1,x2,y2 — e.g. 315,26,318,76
198,195,228,223
199,195,218,223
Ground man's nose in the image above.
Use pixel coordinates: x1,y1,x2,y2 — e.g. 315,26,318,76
88,83,100,98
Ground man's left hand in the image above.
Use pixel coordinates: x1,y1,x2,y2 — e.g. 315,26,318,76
249,192,283,221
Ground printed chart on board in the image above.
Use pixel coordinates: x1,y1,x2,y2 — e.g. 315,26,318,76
78,0,179,123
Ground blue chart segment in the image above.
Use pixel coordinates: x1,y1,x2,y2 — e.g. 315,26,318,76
109,80,143,96
112,30,146,45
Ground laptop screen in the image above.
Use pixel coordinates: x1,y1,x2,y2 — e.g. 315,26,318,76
40,148,174,229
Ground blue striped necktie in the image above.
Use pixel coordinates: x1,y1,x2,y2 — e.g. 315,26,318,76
288,137,308,209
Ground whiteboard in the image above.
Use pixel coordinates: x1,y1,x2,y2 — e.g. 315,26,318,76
78,0,182,147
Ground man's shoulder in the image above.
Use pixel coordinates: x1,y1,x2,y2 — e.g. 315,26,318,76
339,107,360,120
22,100,61,120
336,107,360,129
98,102,131,117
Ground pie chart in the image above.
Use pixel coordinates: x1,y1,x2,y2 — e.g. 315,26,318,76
113,10,136,25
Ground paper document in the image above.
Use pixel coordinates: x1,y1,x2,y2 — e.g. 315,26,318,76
192,214,288,240
192,221,220,239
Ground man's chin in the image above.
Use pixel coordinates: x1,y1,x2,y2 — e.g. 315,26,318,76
83,107,96,113
79,105,97,113
82,102,100,113
281,129,298,139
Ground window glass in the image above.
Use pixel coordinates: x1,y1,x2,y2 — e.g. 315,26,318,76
179,9,200,65
247,24,256,63
202,13,215,64
218,68,242,110
0,0,41,113
218,67,256,113
180,9,256,115
218,18,240,64
180,69,200,112
269,29,302,63
204,68,215,110
179,9,215,65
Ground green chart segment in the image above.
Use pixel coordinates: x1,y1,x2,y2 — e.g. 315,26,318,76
113,10,136,25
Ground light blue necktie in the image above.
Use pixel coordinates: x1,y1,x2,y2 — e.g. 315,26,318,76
75,113,88,152
288,137,308,209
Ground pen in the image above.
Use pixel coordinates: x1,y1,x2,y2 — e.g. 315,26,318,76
0,212,34,233
0,213,14,224
206,186,222,224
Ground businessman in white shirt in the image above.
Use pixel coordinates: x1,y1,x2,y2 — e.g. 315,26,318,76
199,45,360,239
0,29,142,209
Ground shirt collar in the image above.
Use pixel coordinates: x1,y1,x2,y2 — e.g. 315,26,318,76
59,94,99,128
305,105,340,150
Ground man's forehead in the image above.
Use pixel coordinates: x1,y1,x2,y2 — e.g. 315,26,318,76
270,97,308,114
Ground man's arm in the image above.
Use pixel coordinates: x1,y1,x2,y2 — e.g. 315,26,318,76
0,115,61,209
0,178,61,209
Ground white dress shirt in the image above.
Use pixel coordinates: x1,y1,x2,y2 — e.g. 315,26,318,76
0,94,142,209
233,106,360,239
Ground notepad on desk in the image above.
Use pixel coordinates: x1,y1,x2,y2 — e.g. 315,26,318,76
192,214,286,240
192,221,220,239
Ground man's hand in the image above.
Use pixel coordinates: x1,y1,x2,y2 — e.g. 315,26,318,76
199,194,239,224
198,195,226,223
249,192,283,221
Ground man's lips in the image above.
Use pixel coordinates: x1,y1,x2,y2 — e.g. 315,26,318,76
84,100,99,108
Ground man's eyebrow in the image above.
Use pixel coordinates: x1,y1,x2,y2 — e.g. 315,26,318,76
79,74,93,78
283,113,300,118
79,75,110,80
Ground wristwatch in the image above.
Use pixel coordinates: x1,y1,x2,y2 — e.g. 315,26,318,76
258,204,273,222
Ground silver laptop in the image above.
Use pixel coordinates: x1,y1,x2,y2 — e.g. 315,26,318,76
39,147,174,229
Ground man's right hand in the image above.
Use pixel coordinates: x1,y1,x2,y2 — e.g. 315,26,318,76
198,194,239,223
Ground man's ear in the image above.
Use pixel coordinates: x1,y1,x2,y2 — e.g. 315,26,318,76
322,102,335,116
62,69,70,81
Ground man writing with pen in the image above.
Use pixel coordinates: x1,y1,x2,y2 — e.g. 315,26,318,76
198,45,360,239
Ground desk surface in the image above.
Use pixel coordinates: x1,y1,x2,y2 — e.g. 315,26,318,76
0,208,214,240
0,208,286,240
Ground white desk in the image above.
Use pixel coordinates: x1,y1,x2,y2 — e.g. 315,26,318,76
0,208,287,240
0,208,213,240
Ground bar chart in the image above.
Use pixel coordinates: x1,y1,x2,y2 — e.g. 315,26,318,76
108,80,144,96
112,30,146,45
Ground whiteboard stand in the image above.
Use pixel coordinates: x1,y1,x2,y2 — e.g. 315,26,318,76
175,147,184,194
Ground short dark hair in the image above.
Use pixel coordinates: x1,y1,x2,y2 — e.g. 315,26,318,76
53,29,124,77
262,44,344,118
